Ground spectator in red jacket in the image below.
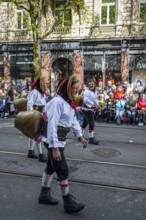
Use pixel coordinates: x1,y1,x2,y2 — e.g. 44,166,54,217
137,93,146,126
114,86,125,100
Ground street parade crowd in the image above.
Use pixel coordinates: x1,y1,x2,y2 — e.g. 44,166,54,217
1,78,146,127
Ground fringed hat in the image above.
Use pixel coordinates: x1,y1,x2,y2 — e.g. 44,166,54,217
31,78,40,91
32,76,50,94
57,74,79,101
40,76,50,93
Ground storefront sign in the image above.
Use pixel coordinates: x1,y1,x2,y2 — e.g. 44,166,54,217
84,55,102,71
105,55,121,71
94,62,102,69
42,42,80,51
10,55,33,65
129,54,146,70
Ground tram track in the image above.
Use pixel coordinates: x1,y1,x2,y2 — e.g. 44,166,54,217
0,131,145,146
0,169,146,193
0,151,146,193
0,149,146,169
0,150,146,194
0,124,146,194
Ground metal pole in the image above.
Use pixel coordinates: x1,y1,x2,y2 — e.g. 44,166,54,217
102,50,105,91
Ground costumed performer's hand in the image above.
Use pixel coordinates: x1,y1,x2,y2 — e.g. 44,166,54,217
79,136,88,148
52,148,62,161
76,106,82,112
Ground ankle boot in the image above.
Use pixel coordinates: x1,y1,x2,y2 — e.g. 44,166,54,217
89,138,99,145
38,153,47,162
27,150,38,159
38,187,59,205
63,193,85,213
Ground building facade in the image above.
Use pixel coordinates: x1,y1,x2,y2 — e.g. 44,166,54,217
0,0,146,92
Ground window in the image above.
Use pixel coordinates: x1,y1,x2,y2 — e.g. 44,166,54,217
55,0,68,8
17,9,28,29
101,0,115,25
55,0,72,27
140,0,146,22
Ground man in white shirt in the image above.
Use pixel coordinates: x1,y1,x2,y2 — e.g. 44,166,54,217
26,77,49,162
81,79,99,145
38,75,88,213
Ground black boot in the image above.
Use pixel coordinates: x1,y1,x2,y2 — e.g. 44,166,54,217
63,193,85,213
38,153,47,162
89,138,99,145
38,187,59,205
27,150,38,159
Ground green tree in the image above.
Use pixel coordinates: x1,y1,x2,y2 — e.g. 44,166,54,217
5,0,90,79
7,0,55,79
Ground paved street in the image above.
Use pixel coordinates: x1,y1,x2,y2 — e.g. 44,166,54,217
0,118,146,220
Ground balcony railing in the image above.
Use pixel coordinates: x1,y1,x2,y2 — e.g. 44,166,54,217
53,27,71,34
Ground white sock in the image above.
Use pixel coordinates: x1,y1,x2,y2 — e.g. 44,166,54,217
88,130,94,138
36,142,42,154
28,138,35,151
82,129,85,136
59,180,69,196
42,171,54,188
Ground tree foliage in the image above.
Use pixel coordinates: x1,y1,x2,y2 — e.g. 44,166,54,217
1,0,98,78
4,0,90,78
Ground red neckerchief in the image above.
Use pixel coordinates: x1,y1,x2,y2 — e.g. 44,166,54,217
67,99,77,112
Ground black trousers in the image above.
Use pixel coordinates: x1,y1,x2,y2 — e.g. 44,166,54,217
82,110,95,130
43,142,69,181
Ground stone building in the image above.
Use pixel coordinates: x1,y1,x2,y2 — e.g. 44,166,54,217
0,0,146,93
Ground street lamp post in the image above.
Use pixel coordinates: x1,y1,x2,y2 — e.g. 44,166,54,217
102,50,106,91
98,44,112,91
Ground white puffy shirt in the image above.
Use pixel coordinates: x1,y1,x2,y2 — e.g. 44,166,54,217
82,88,99,109
27,89,46,111
42,95,82,148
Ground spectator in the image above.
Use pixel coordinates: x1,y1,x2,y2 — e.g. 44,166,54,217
104,80,112,95
115,95,125,124
105,92,116,123
114,86,125,100
0,80,4,90
111,84,117,94
0,91,6,117
125,93,137,125
123,81,133,96
20,89,28,98
7,90,16,117
78,83,87,95
133,80,144,96
137,93,146,126
96,93,106,122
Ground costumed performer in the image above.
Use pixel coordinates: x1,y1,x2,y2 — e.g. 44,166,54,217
26,77,49,162
81,79,99,145
38,74,88,213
